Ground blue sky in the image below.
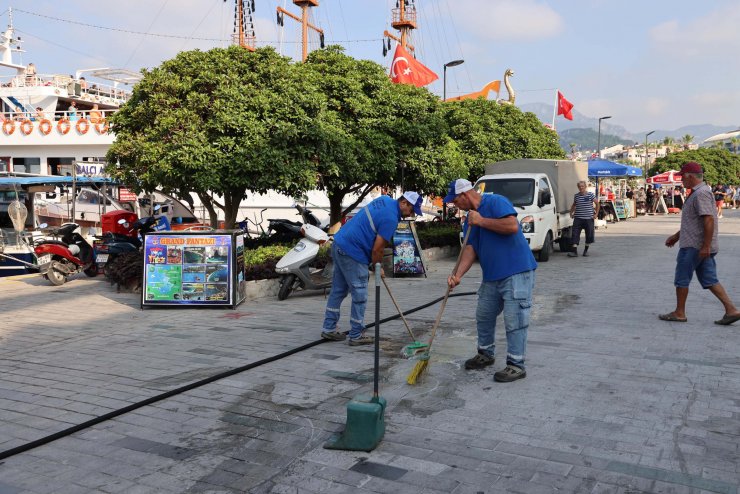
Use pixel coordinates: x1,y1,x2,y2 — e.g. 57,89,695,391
3,0,739,133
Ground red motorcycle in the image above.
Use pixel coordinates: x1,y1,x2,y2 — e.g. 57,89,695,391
34,223,98,286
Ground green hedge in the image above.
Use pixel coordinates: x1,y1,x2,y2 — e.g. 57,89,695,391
243,222,461,280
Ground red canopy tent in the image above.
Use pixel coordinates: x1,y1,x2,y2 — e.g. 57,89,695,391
647,170,682,185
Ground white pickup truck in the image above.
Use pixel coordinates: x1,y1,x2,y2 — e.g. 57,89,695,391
474,159,588,262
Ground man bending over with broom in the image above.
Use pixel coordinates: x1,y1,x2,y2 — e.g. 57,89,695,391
320,192,423,346
445,179,537,382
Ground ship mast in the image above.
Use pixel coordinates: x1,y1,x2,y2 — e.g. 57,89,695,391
383,0,417,56
276,0,325,62
233,0,257,51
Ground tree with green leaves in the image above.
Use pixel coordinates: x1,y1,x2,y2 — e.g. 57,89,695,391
443,98,566,181
301,46,465,224
652,148,740,185
681,134,694,150
107,46,322,228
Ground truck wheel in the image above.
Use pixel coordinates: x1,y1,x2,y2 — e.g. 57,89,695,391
278,274,296,301
558,228,572,252
538,232,553,262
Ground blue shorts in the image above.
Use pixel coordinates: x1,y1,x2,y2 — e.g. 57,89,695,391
674,248,719,288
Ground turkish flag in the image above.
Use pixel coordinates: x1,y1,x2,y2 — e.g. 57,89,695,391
389,44,438,87
557,91,574,120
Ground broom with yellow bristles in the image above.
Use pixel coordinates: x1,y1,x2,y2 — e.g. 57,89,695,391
407,227,471,385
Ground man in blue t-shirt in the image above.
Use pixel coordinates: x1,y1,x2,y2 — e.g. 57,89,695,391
445,179,537,383
321,191,422,346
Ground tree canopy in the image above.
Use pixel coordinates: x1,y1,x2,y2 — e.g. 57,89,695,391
652,148,740,185
107,46,322,227
301,46,465,223
444,99,567,181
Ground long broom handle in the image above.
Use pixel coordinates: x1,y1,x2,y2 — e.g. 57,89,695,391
426,226,471,352
382,276,417,342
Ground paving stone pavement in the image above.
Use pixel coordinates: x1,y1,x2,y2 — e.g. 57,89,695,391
1,211,740,494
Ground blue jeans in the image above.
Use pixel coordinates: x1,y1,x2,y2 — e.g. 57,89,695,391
322,243,369,339
476,270,535,369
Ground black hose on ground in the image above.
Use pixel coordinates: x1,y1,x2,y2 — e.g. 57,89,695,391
0,291,476,461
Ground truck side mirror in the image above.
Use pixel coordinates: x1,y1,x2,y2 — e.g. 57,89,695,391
538,191,552,207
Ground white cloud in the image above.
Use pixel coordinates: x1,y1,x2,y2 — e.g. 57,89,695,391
438,0,564,42
650,4,740,58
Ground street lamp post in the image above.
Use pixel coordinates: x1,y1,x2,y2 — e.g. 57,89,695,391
443,59,464,102
597,116,612,159
645,130,655,179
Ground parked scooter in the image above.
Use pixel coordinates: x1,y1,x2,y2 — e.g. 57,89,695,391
94,214,159,277
34,223,98,285
274,223,333,300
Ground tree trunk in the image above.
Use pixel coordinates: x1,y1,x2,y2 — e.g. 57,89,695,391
223,192,240,230
197,192,219,228
328,192,345,225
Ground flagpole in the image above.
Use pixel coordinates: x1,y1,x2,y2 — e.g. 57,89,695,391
551,89,558,130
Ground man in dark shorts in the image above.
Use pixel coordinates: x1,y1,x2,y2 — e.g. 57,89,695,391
660,162,740,325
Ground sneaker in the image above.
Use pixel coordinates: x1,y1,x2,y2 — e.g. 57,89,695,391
464,352,495,370
494,365,526,382
567,251,578,257
582,251,589,257
348,334,374,346
321,330,346,341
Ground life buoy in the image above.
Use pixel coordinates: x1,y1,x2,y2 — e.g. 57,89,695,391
76,118,89,134
2,119,15,135
20,119,33,135
38,118,52,135
94,118,109,134
57,118,71,135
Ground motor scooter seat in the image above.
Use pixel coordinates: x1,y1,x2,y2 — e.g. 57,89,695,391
38,239,68,247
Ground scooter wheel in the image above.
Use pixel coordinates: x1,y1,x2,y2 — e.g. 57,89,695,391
84,262,99,277
46,261,67,286
278,274,296,301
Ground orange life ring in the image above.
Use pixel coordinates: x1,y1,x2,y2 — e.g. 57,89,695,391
2,119,15,135
38,118,52,135
20,119,33,135
57,118,71,135
76,118,89,134
94,118,109,134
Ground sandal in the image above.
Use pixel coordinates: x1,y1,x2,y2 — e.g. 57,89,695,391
714,314,740,326
658,313,687,322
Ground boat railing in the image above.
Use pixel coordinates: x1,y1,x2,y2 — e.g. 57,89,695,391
0,74,131,102
1,109,114,122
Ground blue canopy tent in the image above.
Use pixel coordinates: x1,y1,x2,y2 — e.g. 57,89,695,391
587,159,642,177
587,159,642,221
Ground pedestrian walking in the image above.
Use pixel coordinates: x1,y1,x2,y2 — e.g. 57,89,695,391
568,180,599,257
320,192,422,345
659,162,740,325
444,179,537,382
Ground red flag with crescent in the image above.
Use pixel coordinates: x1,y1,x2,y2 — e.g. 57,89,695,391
389,44,438,87
557,91,574,120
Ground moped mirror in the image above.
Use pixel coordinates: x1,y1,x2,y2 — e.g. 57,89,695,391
38,223,48,229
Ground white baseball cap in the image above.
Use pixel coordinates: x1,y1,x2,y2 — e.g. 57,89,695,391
443,179,473,203
401,191,423,216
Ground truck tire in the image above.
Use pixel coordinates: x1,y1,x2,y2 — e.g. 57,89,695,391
558,228,572,252
538,232,553,262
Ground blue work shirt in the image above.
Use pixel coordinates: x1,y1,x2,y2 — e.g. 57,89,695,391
465,194,537,281
335,195,401,265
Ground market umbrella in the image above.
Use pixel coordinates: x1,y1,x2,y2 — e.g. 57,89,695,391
647,170,682,185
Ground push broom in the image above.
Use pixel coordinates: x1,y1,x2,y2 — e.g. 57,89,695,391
381,277,428,358
407,227,471,385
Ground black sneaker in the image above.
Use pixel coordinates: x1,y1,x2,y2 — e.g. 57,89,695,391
464,352,495,370
567,251,578,257
494,365,526,382
582,251,589,257
321,331,346,341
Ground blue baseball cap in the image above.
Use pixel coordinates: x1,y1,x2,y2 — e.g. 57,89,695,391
443,179,473,203
402,191,423,216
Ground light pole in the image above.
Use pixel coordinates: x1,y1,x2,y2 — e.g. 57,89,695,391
443,59,464,102
645,130,655,179
597,116,612,159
